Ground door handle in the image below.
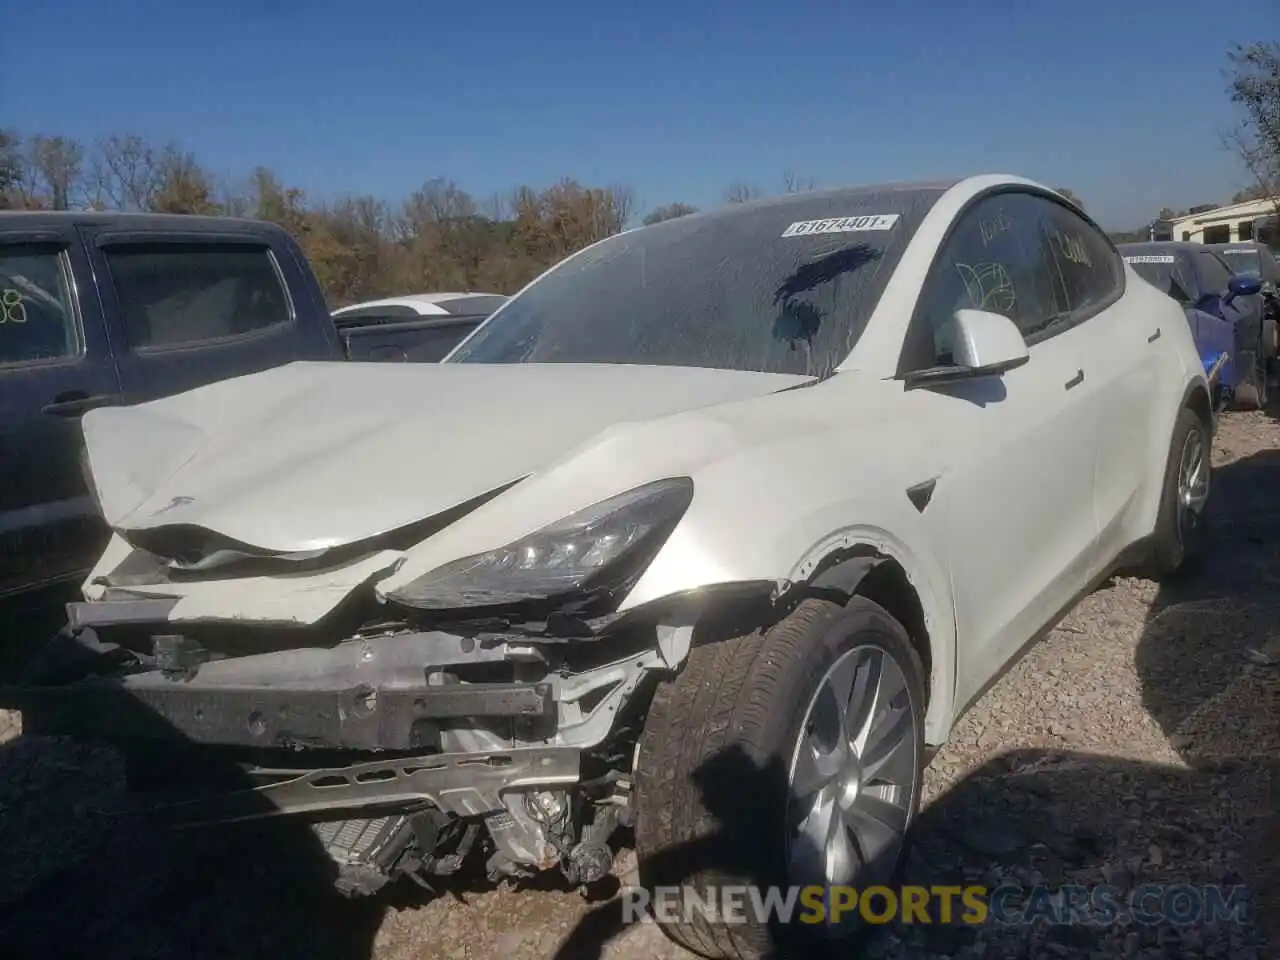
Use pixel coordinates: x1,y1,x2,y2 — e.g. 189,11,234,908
1147,328,1162,343
42,392,119,417
1064,369,1085,390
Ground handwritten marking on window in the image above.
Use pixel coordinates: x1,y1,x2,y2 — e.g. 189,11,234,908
955,262,1017,313
0,290,29,325
980,212,1012,247
1053,232,1093,267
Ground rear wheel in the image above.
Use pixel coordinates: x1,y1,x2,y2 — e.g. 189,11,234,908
634,596,927,960
1141,406,1211,580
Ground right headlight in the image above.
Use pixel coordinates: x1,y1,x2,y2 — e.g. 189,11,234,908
387,477,694,610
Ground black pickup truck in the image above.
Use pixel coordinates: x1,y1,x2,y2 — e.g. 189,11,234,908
0,211,344,604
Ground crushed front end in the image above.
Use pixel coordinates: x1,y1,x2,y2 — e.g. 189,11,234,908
0,477,736,896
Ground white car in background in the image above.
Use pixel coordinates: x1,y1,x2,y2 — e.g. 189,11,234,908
331,291,506,361
11,174,1212,958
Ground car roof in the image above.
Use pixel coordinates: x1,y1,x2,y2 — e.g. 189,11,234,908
332,292,507,317
0,209,277,233
1117,241,1200,254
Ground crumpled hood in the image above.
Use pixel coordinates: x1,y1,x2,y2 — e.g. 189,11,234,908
81,360,809,555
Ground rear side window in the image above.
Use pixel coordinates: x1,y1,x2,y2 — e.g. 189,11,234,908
1193,252,1233,296
105,242,293,349
0,244,82,365
1040,202,1124,318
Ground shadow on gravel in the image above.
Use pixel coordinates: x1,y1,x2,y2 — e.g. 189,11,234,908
0,710,387,959
1131,445,1280,955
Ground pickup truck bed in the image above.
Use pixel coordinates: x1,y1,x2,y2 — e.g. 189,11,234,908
331,293,505,362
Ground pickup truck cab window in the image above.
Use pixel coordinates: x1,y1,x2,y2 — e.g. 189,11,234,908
0,244,83,365
104,242,293,349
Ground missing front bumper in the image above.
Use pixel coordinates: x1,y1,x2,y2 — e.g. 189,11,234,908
7,678,554,751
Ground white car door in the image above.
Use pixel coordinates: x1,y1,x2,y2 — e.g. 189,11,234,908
1074,239,1171,563
892,189,1103,709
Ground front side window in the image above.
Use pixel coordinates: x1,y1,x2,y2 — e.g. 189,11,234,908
0,244,82,365
901,192,1061,370
105,242,292,349
449,185,948,378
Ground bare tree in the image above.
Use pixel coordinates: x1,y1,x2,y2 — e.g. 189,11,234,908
1224,42,1280,222
28,135,85,209
92,134,161,210
643,201,699,226
724,181,763,204
0,130,25,208
782,170,817,194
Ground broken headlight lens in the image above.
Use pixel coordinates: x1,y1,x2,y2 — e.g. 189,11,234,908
389,477,694,609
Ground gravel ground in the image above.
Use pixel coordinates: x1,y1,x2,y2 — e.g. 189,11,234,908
0,411,1276,960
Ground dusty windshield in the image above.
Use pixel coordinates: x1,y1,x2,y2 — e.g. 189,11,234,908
448,185,948,377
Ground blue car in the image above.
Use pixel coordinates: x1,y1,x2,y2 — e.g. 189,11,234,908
1119,241,1267,410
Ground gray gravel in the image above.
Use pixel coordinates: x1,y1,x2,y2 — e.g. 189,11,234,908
0,411,1277,960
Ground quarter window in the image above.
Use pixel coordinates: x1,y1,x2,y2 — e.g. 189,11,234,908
0,245,82,365
105,243,292,349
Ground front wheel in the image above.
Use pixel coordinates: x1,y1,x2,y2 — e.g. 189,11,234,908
633,596,927,960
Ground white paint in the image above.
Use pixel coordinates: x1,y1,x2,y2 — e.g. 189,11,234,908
332,292,505,317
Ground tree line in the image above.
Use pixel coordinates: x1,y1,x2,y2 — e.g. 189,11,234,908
0,131,833,308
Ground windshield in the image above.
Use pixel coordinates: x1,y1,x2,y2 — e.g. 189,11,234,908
1121,249,1196,301
447,185,948,377
1218,247,1262,277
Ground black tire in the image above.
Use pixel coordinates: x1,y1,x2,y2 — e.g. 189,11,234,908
1141,406,1212,580
633,596,927,960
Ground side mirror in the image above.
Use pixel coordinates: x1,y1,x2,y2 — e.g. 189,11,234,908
1224,273,1264,304
903,309,1030,389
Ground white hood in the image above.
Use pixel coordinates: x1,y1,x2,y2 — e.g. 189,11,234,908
81,360,809,555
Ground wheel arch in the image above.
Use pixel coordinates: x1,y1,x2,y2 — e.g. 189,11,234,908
797,546,942,741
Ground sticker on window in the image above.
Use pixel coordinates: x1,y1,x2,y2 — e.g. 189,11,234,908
781,215,900,238
1123,255,1176,264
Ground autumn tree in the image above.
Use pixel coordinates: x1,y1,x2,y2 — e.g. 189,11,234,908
643,202,698,225
151,149,219,215
0,126,646,305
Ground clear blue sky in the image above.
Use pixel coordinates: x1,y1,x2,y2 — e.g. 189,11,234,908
3,0,1271,229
